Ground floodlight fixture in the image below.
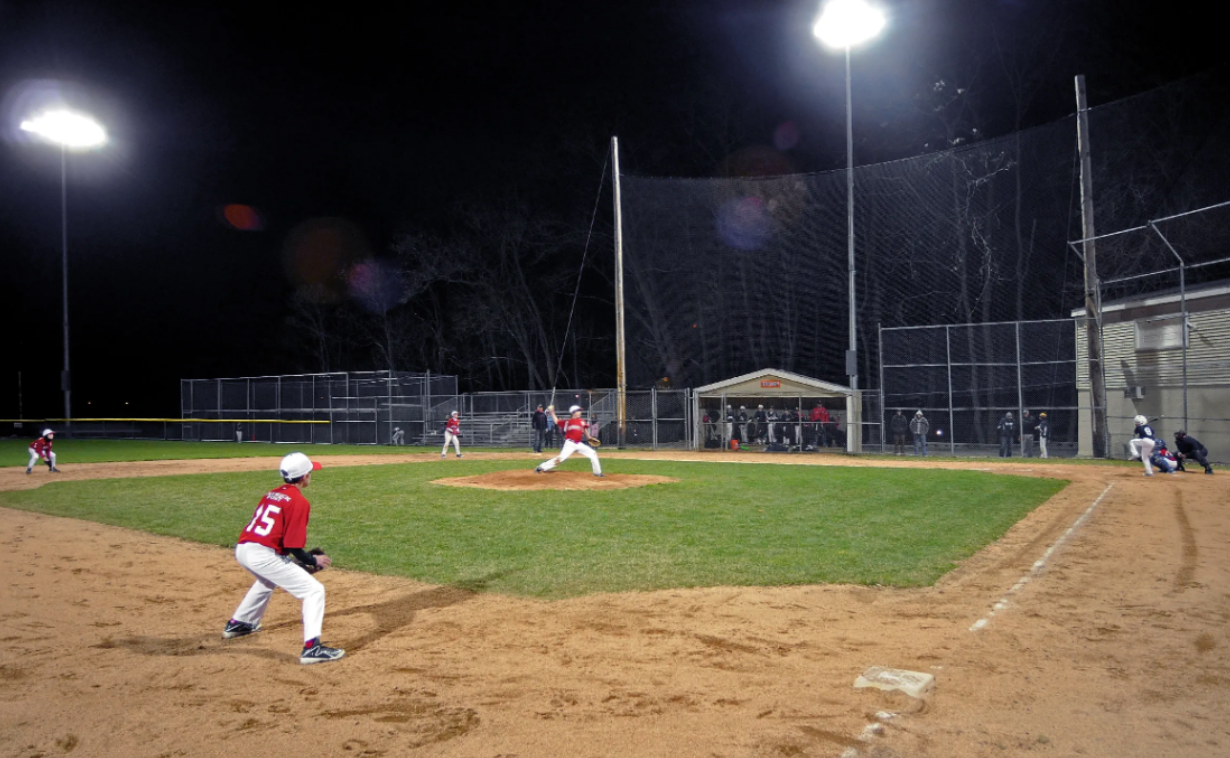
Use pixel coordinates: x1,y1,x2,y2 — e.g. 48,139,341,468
812,0,886,49
20,109,107,150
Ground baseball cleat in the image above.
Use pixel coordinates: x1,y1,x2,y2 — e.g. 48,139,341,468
594,473,605,477
50,467,61,473
301,641,345,665
535,467,543,473
456,454,463,458
441,453,446,459
25,469,32,475
1144,472,1154,477
221,620,262,639
1206,469,1215,475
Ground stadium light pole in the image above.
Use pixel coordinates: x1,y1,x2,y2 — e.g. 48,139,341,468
814,0,884,454
20,109,108,430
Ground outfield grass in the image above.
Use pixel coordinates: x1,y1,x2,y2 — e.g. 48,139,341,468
0,455,1067,598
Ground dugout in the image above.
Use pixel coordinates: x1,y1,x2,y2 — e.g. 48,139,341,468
691,369,859,453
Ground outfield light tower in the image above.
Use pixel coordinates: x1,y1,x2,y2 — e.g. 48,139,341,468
19,109,108,428
813,0,885,453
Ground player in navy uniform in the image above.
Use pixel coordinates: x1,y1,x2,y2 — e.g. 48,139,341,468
221,452,344,664
1128,415,1160,476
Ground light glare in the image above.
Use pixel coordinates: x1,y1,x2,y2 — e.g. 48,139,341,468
813,0,886,49
20,109,107,149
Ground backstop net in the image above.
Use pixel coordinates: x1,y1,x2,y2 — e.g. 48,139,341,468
618,68,1230,451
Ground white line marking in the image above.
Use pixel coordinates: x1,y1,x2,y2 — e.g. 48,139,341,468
969,482,1114,632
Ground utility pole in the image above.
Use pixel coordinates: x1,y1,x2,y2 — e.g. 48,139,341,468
1075,75,1108,457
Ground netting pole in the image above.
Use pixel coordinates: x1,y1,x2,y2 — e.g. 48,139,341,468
1076,75,1108,457
611,136,627,450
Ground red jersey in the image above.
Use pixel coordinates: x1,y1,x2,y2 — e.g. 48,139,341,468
238,483,311,554
30,437,53,460
444,417,461,435
811,407,830,423
557,416,590,443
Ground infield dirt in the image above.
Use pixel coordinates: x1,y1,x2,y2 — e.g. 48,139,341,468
2,452,1228,758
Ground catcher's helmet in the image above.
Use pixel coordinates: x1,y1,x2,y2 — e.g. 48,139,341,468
1174,430,1186,438
1133,414,1148,426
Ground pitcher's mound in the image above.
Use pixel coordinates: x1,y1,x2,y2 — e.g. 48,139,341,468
434,470,677,491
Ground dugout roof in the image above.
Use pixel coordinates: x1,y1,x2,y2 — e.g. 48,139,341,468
693,369,852,400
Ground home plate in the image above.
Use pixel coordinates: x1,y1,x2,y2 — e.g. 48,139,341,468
854,667,935,698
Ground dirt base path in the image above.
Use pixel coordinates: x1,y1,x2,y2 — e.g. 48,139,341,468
2,452,1229,758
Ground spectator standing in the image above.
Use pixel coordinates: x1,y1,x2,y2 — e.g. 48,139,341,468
531,404,549,453
997,412,1016,458
1036,413,1049,458
909,411,929,457
1173,431,1214,474
1020,410,1035,458
890,410,909,456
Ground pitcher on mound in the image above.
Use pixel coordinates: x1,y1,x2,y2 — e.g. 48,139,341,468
536,405,603,477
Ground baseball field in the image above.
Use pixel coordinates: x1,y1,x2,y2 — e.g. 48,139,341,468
1,443,1227,757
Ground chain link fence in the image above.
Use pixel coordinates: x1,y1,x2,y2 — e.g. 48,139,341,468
180,371,457,445
880,319,1078,457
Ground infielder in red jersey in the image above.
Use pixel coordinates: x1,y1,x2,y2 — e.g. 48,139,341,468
535,404,603,476
26,428,60,474
441,410,463,458
222,452,344,665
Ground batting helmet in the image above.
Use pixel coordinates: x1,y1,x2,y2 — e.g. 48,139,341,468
1133,415,1147,426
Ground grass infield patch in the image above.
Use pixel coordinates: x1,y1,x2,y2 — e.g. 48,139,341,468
0,456,1067,598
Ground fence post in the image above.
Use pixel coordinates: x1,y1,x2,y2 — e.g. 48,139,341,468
652,386,658,450
1016,321,1025,456
946,325,955,456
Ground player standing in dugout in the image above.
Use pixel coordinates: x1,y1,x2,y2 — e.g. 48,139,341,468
535,404,604,477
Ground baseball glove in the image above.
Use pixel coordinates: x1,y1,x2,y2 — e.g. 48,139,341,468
298,547,328,573
586,436,602,448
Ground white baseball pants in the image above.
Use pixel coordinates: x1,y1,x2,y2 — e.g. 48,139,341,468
538,439,602,475
27,449,55,470
442,431,462,456
1128,438,1155,475
231,542,326,643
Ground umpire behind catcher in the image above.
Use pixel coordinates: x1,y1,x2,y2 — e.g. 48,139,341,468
221,452,345,665
1173,431,1214,475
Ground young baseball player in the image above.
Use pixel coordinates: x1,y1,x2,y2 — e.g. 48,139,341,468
27,428,60,474
222,452,344,665
1128,415,1159,476
535,404,603,476
442,411,463,458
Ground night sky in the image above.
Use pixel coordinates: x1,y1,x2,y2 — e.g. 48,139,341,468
2,0,1224,419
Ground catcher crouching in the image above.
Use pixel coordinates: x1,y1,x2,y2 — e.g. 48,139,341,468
536,404,604,477
221,452,344,664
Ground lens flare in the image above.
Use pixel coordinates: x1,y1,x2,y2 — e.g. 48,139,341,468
716,196,773,251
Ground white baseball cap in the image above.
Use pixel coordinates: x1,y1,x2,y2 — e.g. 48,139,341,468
42,428,54,436
280,452,322,480
451,410,459,416
569,405,582,413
